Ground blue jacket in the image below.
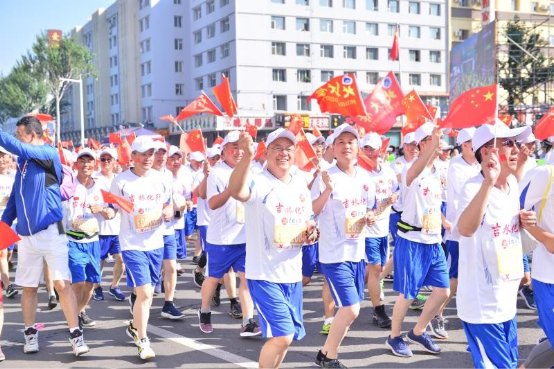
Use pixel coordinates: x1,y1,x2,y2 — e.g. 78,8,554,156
0,131,64,236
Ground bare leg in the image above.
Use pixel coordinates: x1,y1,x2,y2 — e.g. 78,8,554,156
320,304,360,359
132,284,154,339
258,335,293,369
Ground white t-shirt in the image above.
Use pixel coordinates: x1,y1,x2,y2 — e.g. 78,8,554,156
311,165,374,264
520,165,554,284
206,161,246,245
93,173,121,236
181,164,201,205
65,180,103,243
0,172,14,218
365,165,398,237
390,156,415,212
435,159,449,202
194,172,210,226
456,175,522,324
155,168,175,236
245,169,313,283
545,150,554,165
110,169,166,251
171,169,188,230
398,165,443,244
444,156,480,242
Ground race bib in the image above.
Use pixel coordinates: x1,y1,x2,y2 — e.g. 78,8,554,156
273,224,305,248
72,214,99,237
494,236,523,281
344,216,365,239
236,202,245,224
132,208,162,233
421,209,441,235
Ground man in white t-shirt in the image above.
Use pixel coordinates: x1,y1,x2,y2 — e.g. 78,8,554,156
457,123,531,369
198,131,261,337
228,129,318,368
110,136,171,360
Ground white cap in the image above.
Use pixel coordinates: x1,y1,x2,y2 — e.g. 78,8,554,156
306,132,325,146
154,140,168,152
265,128,297,147
99,148,117,160
189,151,205,162
0,146,11,156
518,131,537,144
76,148,97,160
361,132,382,150
131,136,157,153
168,145,183,157
206,147,221,158
332,123,359,143
439,139,453,150
222,131,240,147
414,122,436,144
472,121,532,152
403,132,416,145
325,134,335,147
456,127,476,145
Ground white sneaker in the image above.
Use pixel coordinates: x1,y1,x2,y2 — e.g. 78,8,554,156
69,329,89,357
23,328,39,354
138,337,155,360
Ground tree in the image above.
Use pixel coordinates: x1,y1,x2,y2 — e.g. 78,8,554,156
0,65,48,123
498,17,554,117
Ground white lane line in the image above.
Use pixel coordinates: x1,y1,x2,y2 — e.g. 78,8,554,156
147,324,258,369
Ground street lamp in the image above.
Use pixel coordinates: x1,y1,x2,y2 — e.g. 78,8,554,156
59,76,85,147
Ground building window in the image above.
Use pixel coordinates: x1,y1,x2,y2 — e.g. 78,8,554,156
272,69,287,82
298,95,309,110
221,43,230,58
366,71,378,84
273,95,287,111
176,84,184,96
272,42,286,55
296,17,310,31
175,61,183,72
409,49,420,62
387,24,397,36
409,1,420,14
366,47,378,60
139,16,150,32
296,43,310,56
366,0,378,10
409,73,421,86
297,69,311,83
343,0,355,8
206,0,215,13
195,77,204,90
174,0,181,4
140,0,150,9
194,31,202,44
193,6,202,20
207,23,215,38
174,38,183,50
320,0,333,6
430,74,441,86
320,19,334,33
296,0,310,5
221,0,229,6
343,21,356,34
272,0,285,3
271,16,285,30
320,44,334,58
429,3,440,15
409,26,420,38
194,54,203,67
321,70,334,82
343,46,356,59
429,27,441,40
429,50,441,63
388,0,399,12
220,17,230,32
208,73,217,87
366,22,378,35
207,49,216,63
174,16,182,28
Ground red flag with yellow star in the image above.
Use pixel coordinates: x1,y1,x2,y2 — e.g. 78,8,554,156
180,129,206,154
176,92,223,121
534,106,554,140
245,120,258,140
47,29,62,48
440,84,497,129
309,74,366,117
401,89,434,135
213,136,224,145
498,113,513,126
212,74,238,118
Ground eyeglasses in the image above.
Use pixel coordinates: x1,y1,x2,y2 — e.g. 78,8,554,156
501,139,520,148
269,146,295,154
100,158,113,162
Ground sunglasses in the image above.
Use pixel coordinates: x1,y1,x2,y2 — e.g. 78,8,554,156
501,139,520,148
100,158,113,162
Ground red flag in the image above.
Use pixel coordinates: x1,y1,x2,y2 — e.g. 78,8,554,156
401,89,434,135
160,114,178,125
57,143,67,166
440,84,497,129
295,129,318,171
352,71,404,135
390,27,399,61
0,221,20,250
309,74,366,117
47,29,62,48
357,151,377,172
213,136,224,145
180,129,206,154
534,106,554,140
498,113,513,126
212,74,238,118
176,92,223,121
254,141,266,160
87,137,101,150
109,132,122,145
288,114,304,136
125,133,136,146
380,137,391,155
312,126,322,137
245,120,258,140
426,105,438,119
117,139,131,166
29,113,53,122
100,190,134,214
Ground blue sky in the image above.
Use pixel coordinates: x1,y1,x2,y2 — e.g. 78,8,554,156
0,0,115,76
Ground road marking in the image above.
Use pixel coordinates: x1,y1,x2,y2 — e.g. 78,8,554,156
148,324,258,368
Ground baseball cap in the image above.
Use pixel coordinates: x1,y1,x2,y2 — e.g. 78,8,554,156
168,145,183,157
154,140,168,152
76,148,97,160
131,136,157,153
325,133,335,148
414,122,436,144
265,128,296,147
221,131,240,147
332,123,359,143
99,148,117,160
403,132,416,145
189,151,205,162
518,131,537,144
456,127,476,145
361,132,381,150
440,140,453,150
472,121,532,152
206,147,221,158
306,133,325,146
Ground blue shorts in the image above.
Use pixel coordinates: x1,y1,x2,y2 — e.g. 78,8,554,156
248,279,305,340
205,242,246,279
122,248,164,288
445,240,459,279
302,243,319,278
532,278,554,348
462,317,519,369
99,235,121,260
174,228,187,259
365,236,389,266
68,240,101,284
320,261,366,308
163,234,177,260
185,208,198,236
393,236,449,299
522,254,530,273
389,211,401,245
198,225,208,251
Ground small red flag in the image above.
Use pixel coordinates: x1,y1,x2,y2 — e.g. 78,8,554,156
401,89,434,135
117,139,131,166
440,84,497,129
312,126,322,137
126,133,136,146
176,92,223,121
212,74,238,118
245,120,258,140
160,114,178,125
380,137,391,155
357,151,377,172
288,114,304,136
390,27,399,61
213,136,224,145
498,113,513,126
30,113,53,122
254,141,266,160
180,129,206,154
100,190,134,214
295,129,318,172
0,221,20,250
309,74,366,117
57,143,67,166
109,132,122,145
534,106,554,140
87,137,101,150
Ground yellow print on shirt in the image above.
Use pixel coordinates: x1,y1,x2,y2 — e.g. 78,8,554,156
422,208,441,234
236,202,245,224
344,214,365,239
133,209,162,233
274,223,306,248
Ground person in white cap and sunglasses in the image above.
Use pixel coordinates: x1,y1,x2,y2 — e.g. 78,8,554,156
456,122,531,368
